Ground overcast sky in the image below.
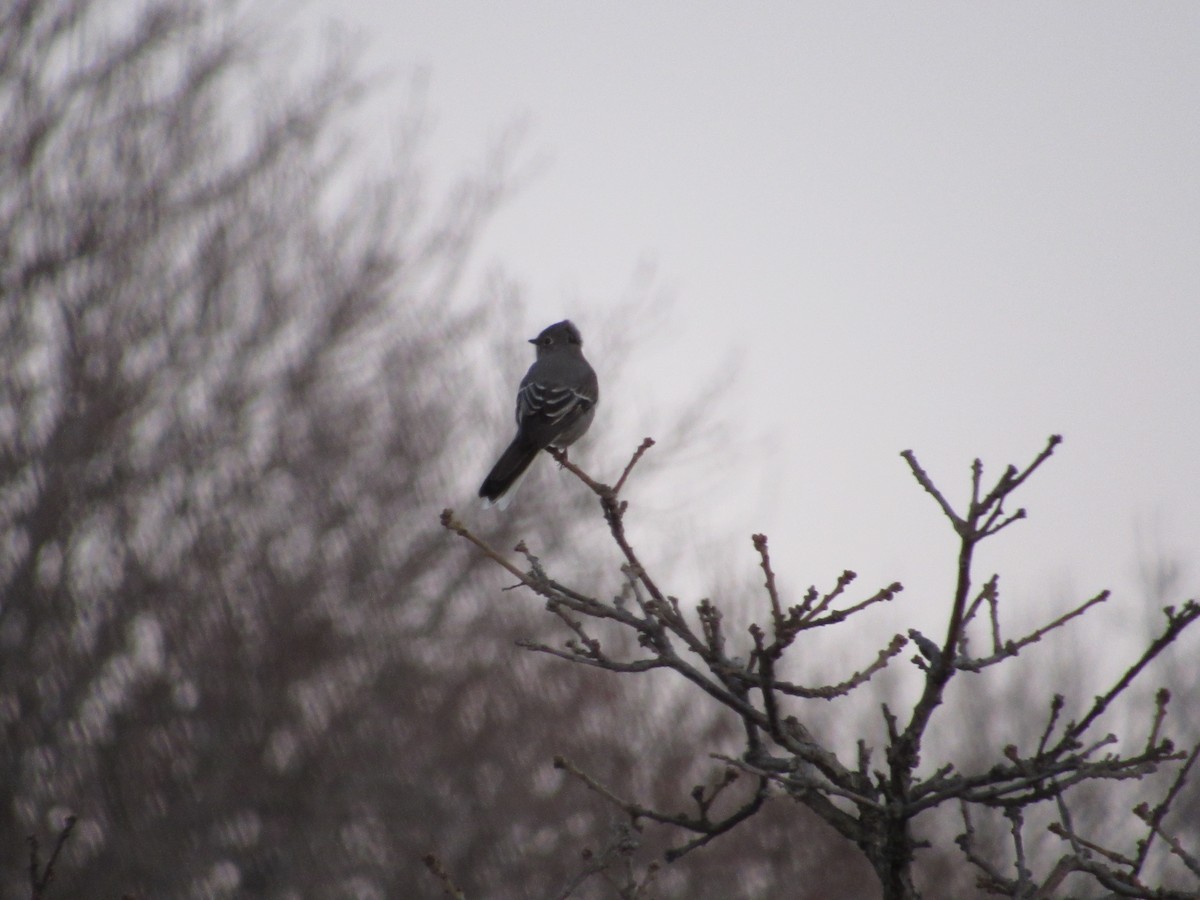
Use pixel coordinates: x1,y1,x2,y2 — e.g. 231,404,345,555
298,3,1200,638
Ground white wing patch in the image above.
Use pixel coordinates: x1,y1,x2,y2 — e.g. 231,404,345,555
516,382,595,425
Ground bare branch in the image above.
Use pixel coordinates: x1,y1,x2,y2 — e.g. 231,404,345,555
1133,809,1200,879
440,508,531,584
549,822,651,900
978,434,1063,514
664,776,768,863
444,434,1200,898
979,507,1027,539
955,802,1015,895
1133,741,1200,877
614,437,655,495
1005,806,1034,896
800,569,857,622
900,448,965,533
769,633,908,700
546,445,606,497
752,533,785,635
553,755,768,863
1145,688,1171,758
1059,601,1200,750
956,589,1110,672
1035,694,1066,759
421,854,466,899
28,816,77,900
959,574,999,648
806,579,904,629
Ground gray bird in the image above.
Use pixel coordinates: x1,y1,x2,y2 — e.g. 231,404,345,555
479,320,599,509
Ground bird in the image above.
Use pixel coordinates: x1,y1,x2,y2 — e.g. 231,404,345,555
479,320,599,509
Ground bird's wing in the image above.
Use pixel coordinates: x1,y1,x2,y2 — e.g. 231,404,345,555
515,381,595,427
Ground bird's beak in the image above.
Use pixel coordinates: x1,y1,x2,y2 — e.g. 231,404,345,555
528,338,538,345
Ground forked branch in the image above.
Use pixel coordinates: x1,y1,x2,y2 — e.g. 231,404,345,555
442,435,1199,899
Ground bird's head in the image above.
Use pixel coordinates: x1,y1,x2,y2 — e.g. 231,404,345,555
529,320,583,355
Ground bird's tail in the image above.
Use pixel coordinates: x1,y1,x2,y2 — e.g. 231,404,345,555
479,435,540,510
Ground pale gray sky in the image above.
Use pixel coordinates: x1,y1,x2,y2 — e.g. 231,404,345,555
302,3,1200,628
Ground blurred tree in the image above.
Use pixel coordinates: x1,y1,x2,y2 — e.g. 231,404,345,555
0,0,503,893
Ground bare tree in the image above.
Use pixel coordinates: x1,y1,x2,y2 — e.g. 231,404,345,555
0,0,492,891
443,436,1200,899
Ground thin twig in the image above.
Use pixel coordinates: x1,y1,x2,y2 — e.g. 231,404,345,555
900,449,964,532
1006,806,1033,895
1133,740,1200,876
801,570,857,623
421,854,466,899
1060,601,1200,749
546,445,606,495
614,437,655,494
956,590,1110,672
752,533,785,635
769,633,908,699
1035,695,1066,759
28,815,77,900
978,435,1062,513
440,509,530,583
554,755,768,863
